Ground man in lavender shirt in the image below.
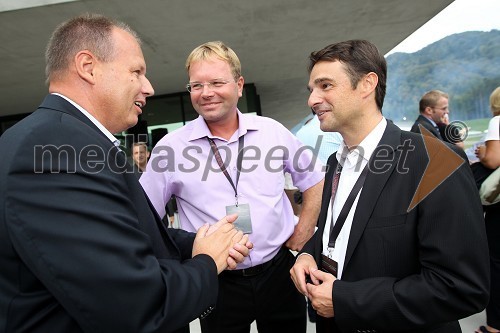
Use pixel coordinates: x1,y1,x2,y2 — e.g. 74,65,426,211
140,41,324,333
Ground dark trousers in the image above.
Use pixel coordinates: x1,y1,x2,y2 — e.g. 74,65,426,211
200,247,306,333
485,203,500,329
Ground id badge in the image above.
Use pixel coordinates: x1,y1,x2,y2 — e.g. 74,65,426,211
226,203,252,234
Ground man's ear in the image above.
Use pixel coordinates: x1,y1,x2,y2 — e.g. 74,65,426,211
360,72,378,98
423,106,433,116
74,50,97,84
237,76,244,98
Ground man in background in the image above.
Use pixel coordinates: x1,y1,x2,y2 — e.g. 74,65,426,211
411,90,464,148
132,141,150,173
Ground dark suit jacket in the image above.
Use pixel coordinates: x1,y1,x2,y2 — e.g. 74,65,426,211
410,115,442,139
0,95,217,332
302,122,489,333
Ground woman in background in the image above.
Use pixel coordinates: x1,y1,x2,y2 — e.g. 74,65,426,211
475,86,500,333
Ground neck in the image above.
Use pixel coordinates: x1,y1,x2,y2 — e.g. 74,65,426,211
206,113,239,140
342,112,383,147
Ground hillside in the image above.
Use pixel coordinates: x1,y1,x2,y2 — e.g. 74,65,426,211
384,30,500,122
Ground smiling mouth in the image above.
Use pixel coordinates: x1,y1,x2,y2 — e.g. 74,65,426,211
315,109,331,117
202,102,220,107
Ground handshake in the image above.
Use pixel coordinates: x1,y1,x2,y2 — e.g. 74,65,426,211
192,214,253,273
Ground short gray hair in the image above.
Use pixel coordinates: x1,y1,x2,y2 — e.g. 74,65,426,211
45,13,140,83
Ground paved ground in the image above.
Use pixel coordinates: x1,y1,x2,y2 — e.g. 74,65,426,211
189,310,485,332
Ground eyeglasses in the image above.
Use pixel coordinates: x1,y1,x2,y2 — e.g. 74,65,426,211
186,80,232,93
431,106,449,111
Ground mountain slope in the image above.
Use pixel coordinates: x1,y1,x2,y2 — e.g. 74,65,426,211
384,30,500,121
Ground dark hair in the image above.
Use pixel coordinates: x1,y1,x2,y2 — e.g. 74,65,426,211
308,40,387,110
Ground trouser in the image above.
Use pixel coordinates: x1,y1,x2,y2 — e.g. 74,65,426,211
200,247,306,333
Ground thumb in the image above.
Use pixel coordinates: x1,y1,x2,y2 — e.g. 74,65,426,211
310,268,327,284
225,213,238,223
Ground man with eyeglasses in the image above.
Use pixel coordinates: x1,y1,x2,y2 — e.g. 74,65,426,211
411,90,464,148
140,41,325,333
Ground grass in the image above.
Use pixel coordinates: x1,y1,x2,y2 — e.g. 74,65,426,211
395,117,491,149
460,118,490,149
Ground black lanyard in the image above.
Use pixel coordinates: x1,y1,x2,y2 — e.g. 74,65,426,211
328,163,369,248
207,135,245,206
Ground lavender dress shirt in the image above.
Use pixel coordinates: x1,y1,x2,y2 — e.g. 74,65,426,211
140,111,324,268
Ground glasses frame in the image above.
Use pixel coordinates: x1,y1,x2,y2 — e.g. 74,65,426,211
186,79,233,93
430,106,449,112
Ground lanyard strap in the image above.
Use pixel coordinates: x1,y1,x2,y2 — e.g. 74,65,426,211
207,135,245,205
328,164,369,248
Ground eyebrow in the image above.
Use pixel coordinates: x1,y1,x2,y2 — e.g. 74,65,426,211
189,77,226,83
307,77,335,91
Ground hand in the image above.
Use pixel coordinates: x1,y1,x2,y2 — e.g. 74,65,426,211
226,234,254,270
193,215,241,273
290,254,317,296
307,268,336,318
475,145,485,159
285,223,314,251
441,113,450,125
206,213,238,236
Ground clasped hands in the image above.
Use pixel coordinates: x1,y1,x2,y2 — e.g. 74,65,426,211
193,214,253,273
290,254,336,318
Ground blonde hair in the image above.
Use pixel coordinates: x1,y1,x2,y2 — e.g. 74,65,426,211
419,90,449,114
185,41,241,80
132,142,148,150
490,86,500,116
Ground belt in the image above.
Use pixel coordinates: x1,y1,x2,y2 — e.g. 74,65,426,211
223,247,286,277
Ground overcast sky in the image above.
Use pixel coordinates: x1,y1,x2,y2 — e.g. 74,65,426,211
387,0,500,55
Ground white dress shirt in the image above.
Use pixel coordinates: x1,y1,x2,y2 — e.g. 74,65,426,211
322,117,387,279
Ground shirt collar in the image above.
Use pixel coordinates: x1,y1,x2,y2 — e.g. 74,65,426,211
336,117,387,165
188,109,259,143
52,93,120,147
423,115,438,127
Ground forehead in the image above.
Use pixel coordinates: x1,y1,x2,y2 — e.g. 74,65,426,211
112,28,145,63
435,96,449,106
308,60,346,82
133,145,146,152
188,57,232,79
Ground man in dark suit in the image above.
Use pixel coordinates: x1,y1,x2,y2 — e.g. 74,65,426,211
411,90,464,148
411,90,448,140
0,14,251,333
290,40,489,333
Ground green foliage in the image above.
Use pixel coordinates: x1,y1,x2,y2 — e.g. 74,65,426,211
385,30,500,123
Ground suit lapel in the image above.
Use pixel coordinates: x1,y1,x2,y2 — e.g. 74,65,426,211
343,122,402,269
